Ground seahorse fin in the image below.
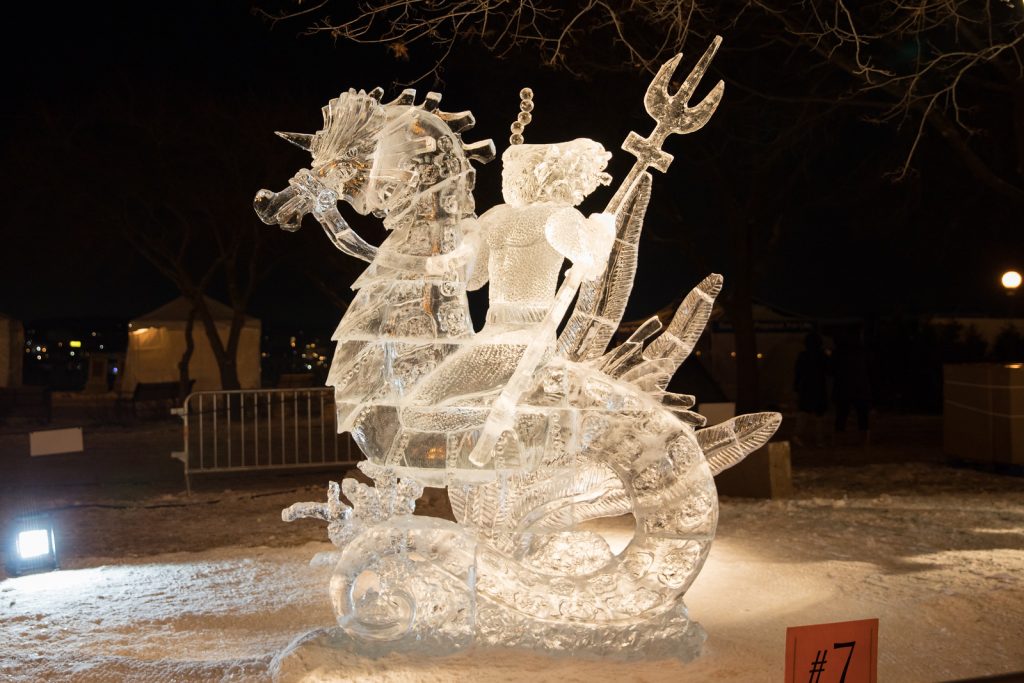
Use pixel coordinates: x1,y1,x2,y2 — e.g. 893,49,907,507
696,412,781,475
644,272,722,363
657,391,704,427
590,315,663,377
612,274,721,395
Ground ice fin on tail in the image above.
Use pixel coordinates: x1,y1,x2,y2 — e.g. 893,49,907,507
590,315,662,377
619,273,723,392
659,391,705,427
696,412,782,475
645,273,722,362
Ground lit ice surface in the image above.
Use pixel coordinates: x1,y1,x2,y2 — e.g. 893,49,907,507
258,35,781,659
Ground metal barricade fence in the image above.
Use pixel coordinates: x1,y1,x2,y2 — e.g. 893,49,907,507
171,388,360,493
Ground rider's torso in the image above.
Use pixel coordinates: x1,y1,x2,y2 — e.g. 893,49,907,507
481,203,567,327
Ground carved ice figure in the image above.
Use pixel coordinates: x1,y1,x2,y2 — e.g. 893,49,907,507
402,139,614,453
255,86,495,481
259,35,782,660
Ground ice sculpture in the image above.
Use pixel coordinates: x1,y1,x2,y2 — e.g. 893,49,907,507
257,35,781,660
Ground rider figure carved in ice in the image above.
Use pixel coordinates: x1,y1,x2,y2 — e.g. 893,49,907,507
402,94,615,439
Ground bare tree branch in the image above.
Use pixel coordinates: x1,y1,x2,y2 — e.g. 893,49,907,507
256,0,1023,200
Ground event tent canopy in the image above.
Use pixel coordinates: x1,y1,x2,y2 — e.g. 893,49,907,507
0,313,24,388
122,296,261,394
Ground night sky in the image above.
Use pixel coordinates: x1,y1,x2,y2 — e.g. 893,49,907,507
1,1,1020,329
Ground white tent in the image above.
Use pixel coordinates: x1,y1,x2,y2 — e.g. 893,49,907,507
0,313,24,388
122,296,261,394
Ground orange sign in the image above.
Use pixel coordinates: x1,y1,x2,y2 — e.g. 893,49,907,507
785,618,878,683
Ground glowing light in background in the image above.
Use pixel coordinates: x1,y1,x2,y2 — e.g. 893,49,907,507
1001,270,1022,290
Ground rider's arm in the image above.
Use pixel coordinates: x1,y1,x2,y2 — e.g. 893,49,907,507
545,209,615,280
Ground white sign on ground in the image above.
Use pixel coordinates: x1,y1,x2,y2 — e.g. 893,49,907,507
29,427,84,456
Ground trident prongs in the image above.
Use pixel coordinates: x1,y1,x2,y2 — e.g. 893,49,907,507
643,53,684,118
606,36,725,214
643,36,724,134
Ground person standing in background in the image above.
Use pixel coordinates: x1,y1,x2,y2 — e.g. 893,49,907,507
832,328,872,446
793,331,829,447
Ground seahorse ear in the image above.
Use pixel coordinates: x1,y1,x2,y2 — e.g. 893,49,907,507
421,92,442,111
463,139,496,164
696,412,781,475
389,88,417,106
438,110,476,133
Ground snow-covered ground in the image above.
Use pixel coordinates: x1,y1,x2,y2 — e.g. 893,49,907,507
1,421,1022,681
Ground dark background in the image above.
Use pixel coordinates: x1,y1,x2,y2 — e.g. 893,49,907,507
0,1,1020,391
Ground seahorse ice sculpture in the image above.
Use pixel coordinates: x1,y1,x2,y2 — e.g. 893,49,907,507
257,36,780,659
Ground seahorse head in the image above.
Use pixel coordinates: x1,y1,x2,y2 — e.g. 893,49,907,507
276,88,496,225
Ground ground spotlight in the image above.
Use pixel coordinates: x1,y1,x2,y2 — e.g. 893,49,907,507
6,513,59,576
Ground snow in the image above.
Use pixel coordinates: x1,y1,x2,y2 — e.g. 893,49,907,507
270,466,1024,682
1,543,334,682
1,425,1023,681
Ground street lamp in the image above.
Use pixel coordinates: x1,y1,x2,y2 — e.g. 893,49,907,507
1002,270,1022,294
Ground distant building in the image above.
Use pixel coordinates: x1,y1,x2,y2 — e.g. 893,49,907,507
0,313,24,388
122,296,261,393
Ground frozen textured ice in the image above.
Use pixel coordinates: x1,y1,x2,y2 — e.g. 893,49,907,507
257,35,780,660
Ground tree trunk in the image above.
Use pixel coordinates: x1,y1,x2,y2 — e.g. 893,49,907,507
219,312,247,391
730,218,759,414
191,295,242,391
178,305,197,401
